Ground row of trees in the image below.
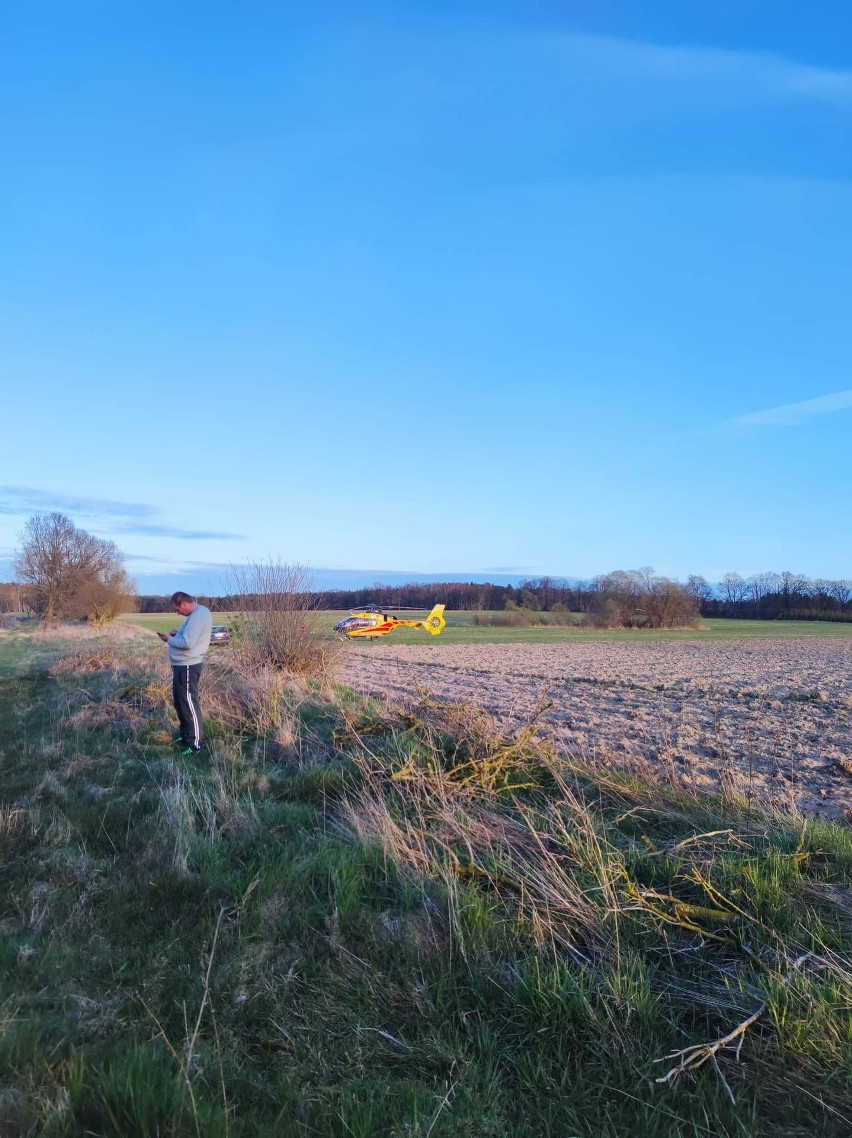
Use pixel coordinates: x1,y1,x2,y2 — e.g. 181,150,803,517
136,593,217,614
8,513,135,626
698,571,852,620
260,572,701,630
135,569,852,630
129,574,702,630
4,511,849,631
511,572,852,620
232,570,851,624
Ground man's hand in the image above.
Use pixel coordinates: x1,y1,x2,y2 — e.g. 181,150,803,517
157,632,169,642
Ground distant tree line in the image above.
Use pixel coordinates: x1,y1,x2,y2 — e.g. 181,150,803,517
137,573,702,630
8,525,848,632
0,582,37,613
136,593,218,614
13,568,851,629
127,569,852,629
73,574,852,624
257,570,852,624
694,571,852,622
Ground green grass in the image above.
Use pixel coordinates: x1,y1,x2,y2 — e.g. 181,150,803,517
123,610,852,643
0,630,74,677
1,627,851,1137
122,612,241,636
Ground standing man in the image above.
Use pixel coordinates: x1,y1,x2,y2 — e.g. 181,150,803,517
158,591,213,755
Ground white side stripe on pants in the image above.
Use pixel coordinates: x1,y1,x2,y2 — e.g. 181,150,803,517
186,667,200,747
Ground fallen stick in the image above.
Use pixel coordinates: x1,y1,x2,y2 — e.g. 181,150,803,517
654,952,813,1102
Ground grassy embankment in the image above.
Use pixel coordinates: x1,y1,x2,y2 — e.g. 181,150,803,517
1,624,851,1136
122,610,852,644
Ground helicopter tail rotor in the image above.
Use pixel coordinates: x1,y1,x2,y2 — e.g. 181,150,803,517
421,604,446,636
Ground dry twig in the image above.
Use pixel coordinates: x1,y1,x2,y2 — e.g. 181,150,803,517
654,952,814,1102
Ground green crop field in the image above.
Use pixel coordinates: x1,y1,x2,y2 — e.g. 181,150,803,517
121,610,852,644
122,612,243,636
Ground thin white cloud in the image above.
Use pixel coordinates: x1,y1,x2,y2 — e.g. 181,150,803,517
0,486,154,519
0,486,246,540
728,389,852,428
549,32,852,106
129,559,236,575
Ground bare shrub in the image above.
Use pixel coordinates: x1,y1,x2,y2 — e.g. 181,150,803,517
588,568,700,629
227,560,340,680
585,596,626,629
472,605,542,628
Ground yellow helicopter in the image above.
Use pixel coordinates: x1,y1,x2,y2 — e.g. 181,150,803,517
333,603,446,640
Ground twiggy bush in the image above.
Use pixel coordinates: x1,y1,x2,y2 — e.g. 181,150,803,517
227,560,340,680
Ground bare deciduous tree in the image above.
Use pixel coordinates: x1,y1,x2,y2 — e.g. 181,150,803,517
721,572,747,604
777,570,809,614
14,513,135,626
66,563,136,627
588,568,700,629
640,576,701,629
685,575,712,604
829,579,852,607
745,571,780,603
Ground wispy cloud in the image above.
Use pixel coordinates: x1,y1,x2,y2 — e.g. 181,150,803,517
129,558,237,574
114,523,245,540
727,389,852,428
552,33,852,107
0,486,246,540
0,487,154,519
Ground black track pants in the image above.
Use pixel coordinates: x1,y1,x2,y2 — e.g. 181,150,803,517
172,663,204,749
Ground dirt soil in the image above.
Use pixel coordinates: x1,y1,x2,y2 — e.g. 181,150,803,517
336,638,852,821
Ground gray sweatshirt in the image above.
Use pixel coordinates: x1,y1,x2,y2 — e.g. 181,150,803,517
167,604,213,666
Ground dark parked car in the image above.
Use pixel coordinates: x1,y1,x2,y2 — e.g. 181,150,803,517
210,625,231,645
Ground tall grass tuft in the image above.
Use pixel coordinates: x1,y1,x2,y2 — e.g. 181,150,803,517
333,692,852,1121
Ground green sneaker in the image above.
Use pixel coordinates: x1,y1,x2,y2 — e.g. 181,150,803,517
179,746,203,757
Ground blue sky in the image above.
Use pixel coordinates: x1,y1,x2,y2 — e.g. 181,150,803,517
3,1,851,595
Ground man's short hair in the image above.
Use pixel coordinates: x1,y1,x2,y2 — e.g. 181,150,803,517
170,591,195,606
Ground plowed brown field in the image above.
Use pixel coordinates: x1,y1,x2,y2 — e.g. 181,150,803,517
336,638,852,820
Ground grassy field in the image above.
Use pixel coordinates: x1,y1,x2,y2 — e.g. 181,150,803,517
121,611,852,644
2,625,851,1136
